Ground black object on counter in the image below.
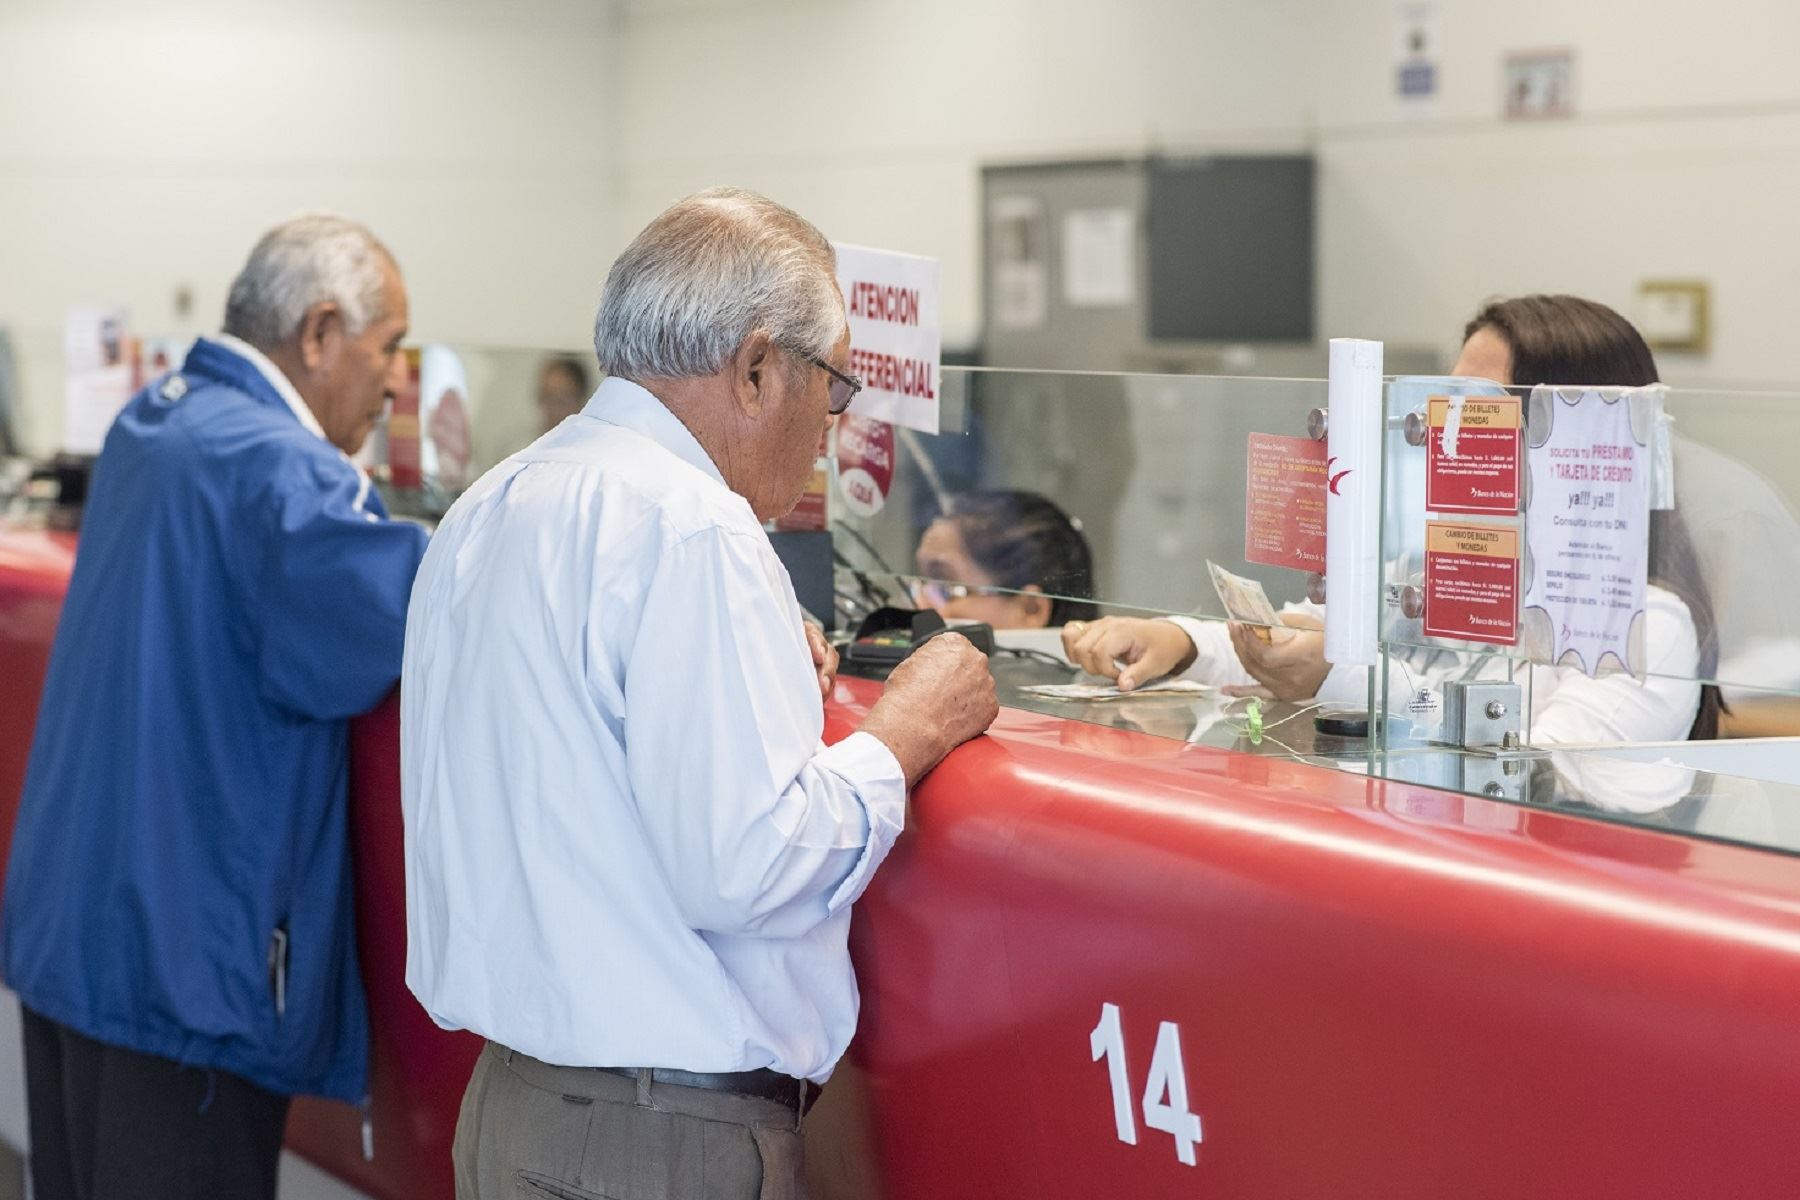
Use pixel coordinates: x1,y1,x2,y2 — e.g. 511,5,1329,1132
844,607,994,670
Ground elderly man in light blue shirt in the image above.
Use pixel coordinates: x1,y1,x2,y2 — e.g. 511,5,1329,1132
401,187,997,1199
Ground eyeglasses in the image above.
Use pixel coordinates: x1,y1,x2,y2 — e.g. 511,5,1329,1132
798,351,863,415
908,578,1008,608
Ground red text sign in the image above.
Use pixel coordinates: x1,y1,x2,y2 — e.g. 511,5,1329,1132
1423,521,1520,646
836,414,896,519
1426,395,1521,515
1244,434,1328,572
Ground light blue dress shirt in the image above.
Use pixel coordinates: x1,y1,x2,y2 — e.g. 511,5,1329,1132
401,377,905,1082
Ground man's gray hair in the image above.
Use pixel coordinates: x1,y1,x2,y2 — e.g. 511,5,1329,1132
222,214,395,350
594,187,842,380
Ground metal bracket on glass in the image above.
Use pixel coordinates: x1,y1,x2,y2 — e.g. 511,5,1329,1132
1402,407,1429,447
1438,680,1526,752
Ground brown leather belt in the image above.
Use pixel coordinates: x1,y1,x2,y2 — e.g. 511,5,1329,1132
598,1066,816,1114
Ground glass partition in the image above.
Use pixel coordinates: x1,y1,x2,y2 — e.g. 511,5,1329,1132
380,349,1800,858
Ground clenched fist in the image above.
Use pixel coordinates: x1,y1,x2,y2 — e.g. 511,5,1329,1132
860,633,999,786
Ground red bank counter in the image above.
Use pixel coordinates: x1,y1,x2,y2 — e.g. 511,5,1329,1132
5,521,1800,1199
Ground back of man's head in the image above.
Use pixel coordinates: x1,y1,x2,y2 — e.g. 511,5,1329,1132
223,214,396,353
594,187,841,382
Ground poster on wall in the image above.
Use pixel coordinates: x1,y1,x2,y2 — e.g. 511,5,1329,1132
1520,386,1653,676
835,242,941,435
1061,207,1136,308
63,305,134,455
989,194,1049,331
1504,48,1576,120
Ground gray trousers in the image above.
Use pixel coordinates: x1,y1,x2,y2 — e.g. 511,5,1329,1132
454,1042,806,1200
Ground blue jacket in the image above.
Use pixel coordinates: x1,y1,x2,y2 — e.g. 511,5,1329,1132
1,338,427,1101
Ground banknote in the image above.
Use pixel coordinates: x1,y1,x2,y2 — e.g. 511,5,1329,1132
1206,560,1281,641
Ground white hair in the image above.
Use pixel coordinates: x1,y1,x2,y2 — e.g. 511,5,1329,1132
222,213,395,350
594,187,842,380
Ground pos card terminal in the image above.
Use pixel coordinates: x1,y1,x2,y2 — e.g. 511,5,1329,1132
844,607,995,672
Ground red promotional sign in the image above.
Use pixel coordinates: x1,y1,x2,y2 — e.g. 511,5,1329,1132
1426,395,1521,515
1244,433,1328,572
835,414,896,518
1423,521,1520,645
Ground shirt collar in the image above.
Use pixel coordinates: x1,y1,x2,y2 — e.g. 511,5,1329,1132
213,333,329,444
581,376,728,488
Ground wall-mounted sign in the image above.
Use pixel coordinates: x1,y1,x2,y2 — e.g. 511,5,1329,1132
835,242,941,435
1504,48,1575,120
1521,387,1653,676
989,194,1049,332
1393,0,1441,113
1061,207,1136,308
1425,394,1522,515
1244,433,1328,572
1423,521,1520,646
1635,279,1711,355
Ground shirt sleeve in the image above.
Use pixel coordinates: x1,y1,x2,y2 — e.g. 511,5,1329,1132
622,525,906,940
1162,615,1260,689
255,452,429,720
1529,587,1703,745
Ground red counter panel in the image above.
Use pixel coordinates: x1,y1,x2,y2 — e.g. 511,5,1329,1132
4,525,1800,1198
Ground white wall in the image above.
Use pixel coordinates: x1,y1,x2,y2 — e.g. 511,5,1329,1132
616,0,1800,391
1312,1,1800,388
613,0,1320,351
9,0,1800,451
0,0,618,453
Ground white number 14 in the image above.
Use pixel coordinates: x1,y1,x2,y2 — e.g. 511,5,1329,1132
1089,1002,1204,1166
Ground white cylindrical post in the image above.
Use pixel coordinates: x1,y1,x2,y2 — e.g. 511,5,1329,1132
1324,338,1384,666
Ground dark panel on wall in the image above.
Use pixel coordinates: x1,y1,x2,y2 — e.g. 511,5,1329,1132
1146,155,1314,342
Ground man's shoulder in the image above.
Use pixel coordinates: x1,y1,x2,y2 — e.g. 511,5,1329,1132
105,380,353,510
524,420,760,541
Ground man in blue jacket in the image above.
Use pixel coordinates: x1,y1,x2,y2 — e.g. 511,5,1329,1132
1,214,429,1199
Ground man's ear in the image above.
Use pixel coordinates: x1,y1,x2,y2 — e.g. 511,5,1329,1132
729,330,778,418
296,300,343,372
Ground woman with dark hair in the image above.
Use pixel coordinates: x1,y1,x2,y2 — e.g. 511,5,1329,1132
912,489,1100,630
1065,294,1720,745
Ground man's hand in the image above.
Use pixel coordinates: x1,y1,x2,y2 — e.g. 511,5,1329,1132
1226,613,1330,701
1061,617,1198,692
859,634,998,787
805,623,839,700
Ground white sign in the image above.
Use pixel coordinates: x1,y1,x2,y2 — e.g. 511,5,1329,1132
1522,386,1654,677
63,304,134,455
1062,207,1136,308
834,242,942,435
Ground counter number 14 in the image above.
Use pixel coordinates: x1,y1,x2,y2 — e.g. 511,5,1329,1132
1089,1001,1204,1167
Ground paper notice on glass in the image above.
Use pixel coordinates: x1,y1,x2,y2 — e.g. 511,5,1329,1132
835,242,942,434
990,194,1048,331
1061,207,1135,307
1521,386,1654,677
1206,560,1282,641
63,305,133,455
